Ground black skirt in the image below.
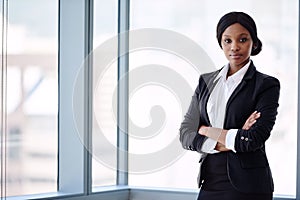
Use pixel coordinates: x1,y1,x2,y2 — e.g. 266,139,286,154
197,152,272,200
197,189,273,200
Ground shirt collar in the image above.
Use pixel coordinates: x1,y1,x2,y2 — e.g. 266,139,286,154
214,60,251,83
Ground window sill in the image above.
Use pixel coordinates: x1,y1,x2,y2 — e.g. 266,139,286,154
6,186,296,200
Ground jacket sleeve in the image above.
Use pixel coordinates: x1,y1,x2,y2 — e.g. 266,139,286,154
179,76,207,153
234,77,280,152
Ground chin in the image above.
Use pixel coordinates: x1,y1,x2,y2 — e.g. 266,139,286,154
230,60,248,67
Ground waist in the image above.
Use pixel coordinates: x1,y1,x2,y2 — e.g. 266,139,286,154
202,152,232,191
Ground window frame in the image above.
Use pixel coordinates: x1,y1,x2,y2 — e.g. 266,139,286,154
5,0,299,199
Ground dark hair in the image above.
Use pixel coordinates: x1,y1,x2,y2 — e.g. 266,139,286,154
216,11,262,56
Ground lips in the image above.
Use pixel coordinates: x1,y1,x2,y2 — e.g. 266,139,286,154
230,54,242,59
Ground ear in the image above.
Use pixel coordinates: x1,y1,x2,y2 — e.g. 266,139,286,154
252,42,258,50
252,44,257,50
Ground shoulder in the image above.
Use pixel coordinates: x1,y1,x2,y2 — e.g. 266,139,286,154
199,69,220,83
255,70,280,88
246,62,280,88
194,68,221,96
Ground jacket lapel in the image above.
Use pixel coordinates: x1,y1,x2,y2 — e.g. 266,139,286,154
225,62,256,113
202,69,222,126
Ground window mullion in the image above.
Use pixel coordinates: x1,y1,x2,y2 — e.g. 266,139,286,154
83,0,94,195
117,0,130,186
297,0,300,198
58,0,87,193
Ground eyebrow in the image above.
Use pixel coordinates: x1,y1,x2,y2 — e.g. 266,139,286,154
223,33,250,37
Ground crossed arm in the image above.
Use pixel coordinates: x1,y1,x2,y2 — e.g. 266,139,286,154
199,111,261,151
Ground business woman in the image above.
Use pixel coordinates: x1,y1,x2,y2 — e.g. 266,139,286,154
179,12,280,200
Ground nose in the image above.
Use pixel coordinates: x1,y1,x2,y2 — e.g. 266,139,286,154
231,42,240,51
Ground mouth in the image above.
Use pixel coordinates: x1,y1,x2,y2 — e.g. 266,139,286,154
230,54,242,59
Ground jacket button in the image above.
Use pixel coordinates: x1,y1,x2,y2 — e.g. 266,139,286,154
241,136,245,140
245,138,249,141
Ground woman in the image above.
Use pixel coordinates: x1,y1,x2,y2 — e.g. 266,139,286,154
179,11,280,200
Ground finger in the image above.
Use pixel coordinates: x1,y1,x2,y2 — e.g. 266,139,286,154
199,127,208,135
243,119,257,130
248,111,258,120
251,111,258,116
247,117,256,124
250,112,261,120
248,119,257,126
251,113,260,121
246,119,258,129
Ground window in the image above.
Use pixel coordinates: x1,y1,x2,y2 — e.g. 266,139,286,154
5,0,58,196
1,0,299,199
92,0,118,188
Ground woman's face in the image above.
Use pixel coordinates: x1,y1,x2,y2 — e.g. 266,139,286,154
221,23,254,70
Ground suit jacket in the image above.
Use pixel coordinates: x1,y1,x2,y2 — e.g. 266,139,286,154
179,61,280,194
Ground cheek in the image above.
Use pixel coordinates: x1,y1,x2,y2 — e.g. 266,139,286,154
245,43,254,52
221,43,230,51
246,45,253,54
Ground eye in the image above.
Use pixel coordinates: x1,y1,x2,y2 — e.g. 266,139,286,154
224,38,232,43
240,38,248,43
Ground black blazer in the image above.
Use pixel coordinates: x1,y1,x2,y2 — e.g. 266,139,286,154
179,61,280,194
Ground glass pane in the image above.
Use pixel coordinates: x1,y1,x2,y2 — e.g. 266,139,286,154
129,0,298,197
6,0,58,196
92,0,118,188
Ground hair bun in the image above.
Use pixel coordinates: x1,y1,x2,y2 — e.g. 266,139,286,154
251,38,262,56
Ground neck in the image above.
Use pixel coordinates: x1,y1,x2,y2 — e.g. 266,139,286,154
228,59,250,76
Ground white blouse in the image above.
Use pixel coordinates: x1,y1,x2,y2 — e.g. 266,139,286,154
201,61,251,153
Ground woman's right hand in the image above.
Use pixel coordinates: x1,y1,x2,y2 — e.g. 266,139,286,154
242,111,261,130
